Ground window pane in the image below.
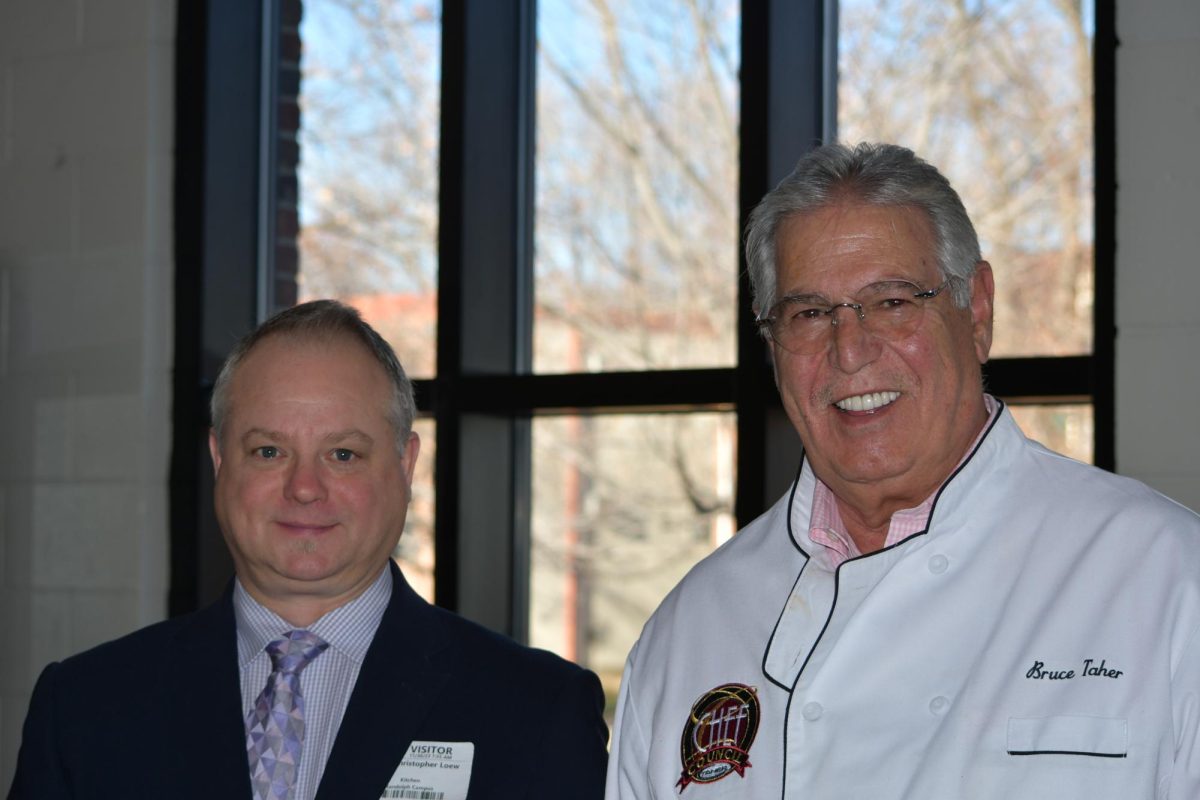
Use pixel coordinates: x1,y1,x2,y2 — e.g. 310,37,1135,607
297,0,440,378
838,0,1094,358
530,412,736,705
394,417,436,602
1008,403,1093,463
534,0,740,373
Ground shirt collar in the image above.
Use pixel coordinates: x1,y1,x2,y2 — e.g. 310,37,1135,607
234,564,393,668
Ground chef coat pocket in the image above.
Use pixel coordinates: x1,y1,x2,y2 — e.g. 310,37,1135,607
1006,715,1127,758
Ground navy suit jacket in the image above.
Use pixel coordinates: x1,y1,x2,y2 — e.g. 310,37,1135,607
8,563,608,799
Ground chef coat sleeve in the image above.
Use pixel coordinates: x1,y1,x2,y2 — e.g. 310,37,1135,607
605,644,653,800
1169,621,1200,797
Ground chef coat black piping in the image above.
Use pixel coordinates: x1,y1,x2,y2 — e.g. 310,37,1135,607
1007,750,1127,759
761,454,809,693
768,397,1007,797
800,395,1006,566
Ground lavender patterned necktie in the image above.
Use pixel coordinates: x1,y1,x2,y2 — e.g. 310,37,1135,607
245,629,329,800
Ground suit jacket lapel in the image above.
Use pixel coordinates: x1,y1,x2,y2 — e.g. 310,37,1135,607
314,563,451,800
165,586,255,799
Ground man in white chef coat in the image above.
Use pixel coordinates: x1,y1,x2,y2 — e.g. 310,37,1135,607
604,142,1200,799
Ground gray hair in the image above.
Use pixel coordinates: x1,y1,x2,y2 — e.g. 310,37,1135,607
210,299,416,454
745,142,981,317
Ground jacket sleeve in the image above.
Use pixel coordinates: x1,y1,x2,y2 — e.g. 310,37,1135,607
1169,621,1200,798
526,665,609,799
604,651,652,800
7,663,70,800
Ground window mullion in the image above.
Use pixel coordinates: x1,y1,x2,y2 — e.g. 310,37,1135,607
435,0,537,635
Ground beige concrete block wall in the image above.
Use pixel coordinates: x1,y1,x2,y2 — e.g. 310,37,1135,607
0,0,175,786
1116,0,1200,511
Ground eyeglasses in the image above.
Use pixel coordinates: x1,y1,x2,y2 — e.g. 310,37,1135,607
757,280,952,355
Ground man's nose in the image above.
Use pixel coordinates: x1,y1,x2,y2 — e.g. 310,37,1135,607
284,458,327,503
828,304,880,373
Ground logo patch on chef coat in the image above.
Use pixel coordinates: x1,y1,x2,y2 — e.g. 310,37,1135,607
676,683,760,792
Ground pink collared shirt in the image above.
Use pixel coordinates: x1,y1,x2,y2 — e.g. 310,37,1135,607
809,395,1000,566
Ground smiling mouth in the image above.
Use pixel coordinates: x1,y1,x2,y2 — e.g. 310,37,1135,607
277,521,337,534
835,391,900,412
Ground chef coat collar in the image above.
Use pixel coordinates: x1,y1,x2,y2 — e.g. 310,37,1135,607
763,396,1011,690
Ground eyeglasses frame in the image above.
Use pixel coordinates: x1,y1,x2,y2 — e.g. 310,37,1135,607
756,279,953,353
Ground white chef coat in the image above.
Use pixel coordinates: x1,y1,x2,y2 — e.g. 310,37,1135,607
605,404,1200,799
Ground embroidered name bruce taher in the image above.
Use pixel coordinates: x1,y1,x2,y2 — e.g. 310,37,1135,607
1025,659,1124,681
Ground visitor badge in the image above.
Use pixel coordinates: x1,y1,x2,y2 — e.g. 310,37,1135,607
381,741,474,800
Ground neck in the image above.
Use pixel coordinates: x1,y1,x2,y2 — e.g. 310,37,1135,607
825,397,992,555
834,492,917,554
240,565,390,628
267,602,336,629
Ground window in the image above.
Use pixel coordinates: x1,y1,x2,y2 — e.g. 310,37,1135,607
527,0,740,691
296,0,442,598
530,411,735,700
174,0,1113,655
838,0,1100,462
534,0,739,373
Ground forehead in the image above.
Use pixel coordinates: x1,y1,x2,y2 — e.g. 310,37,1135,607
225,334,392,422
775,203,939,293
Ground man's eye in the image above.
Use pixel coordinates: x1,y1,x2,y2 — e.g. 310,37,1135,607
254,446,280,459
788,306,825,322
332,449,356,463
876,297,912,312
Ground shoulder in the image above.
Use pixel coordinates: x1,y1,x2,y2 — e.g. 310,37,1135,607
13,600,234,791
420,599,596,689
35,601,226,693
385,583,609,795
963,417,1200,603
379,570,603,720
624,489,802,669
1023,438,1200,536
663,489,798,599
382,565,593,691
973,411,1200,542
670,487,798,589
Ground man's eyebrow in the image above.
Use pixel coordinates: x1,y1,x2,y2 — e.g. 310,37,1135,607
237,428,375,446
240,427,284,443
863,278,924,291
322,429,374,446
778,279,924,305
777,291,831,305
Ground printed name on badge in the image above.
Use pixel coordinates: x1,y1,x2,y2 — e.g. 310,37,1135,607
676,683,760,793
381,741,474,800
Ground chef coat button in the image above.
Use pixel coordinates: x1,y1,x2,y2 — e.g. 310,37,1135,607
929,696,950,714
928,554,949,574
801,702,823,721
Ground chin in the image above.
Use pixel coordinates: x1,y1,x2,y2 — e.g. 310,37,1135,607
830,453,910,485
275,552,343,582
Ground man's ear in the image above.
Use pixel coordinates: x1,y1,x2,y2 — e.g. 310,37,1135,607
969,261,995,364
400,431,421,488
208,429,223,478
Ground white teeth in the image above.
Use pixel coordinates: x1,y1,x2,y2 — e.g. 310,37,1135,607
835,391,900,412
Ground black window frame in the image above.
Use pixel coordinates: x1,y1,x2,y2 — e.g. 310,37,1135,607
172,0,1116,630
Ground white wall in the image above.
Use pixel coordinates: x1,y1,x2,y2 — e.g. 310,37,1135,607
1115,0,1200,510
0,0,175,784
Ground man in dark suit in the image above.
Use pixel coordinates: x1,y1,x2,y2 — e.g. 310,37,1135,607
9,300,608,799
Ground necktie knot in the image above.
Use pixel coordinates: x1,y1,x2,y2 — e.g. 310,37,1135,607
266,629,328,675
